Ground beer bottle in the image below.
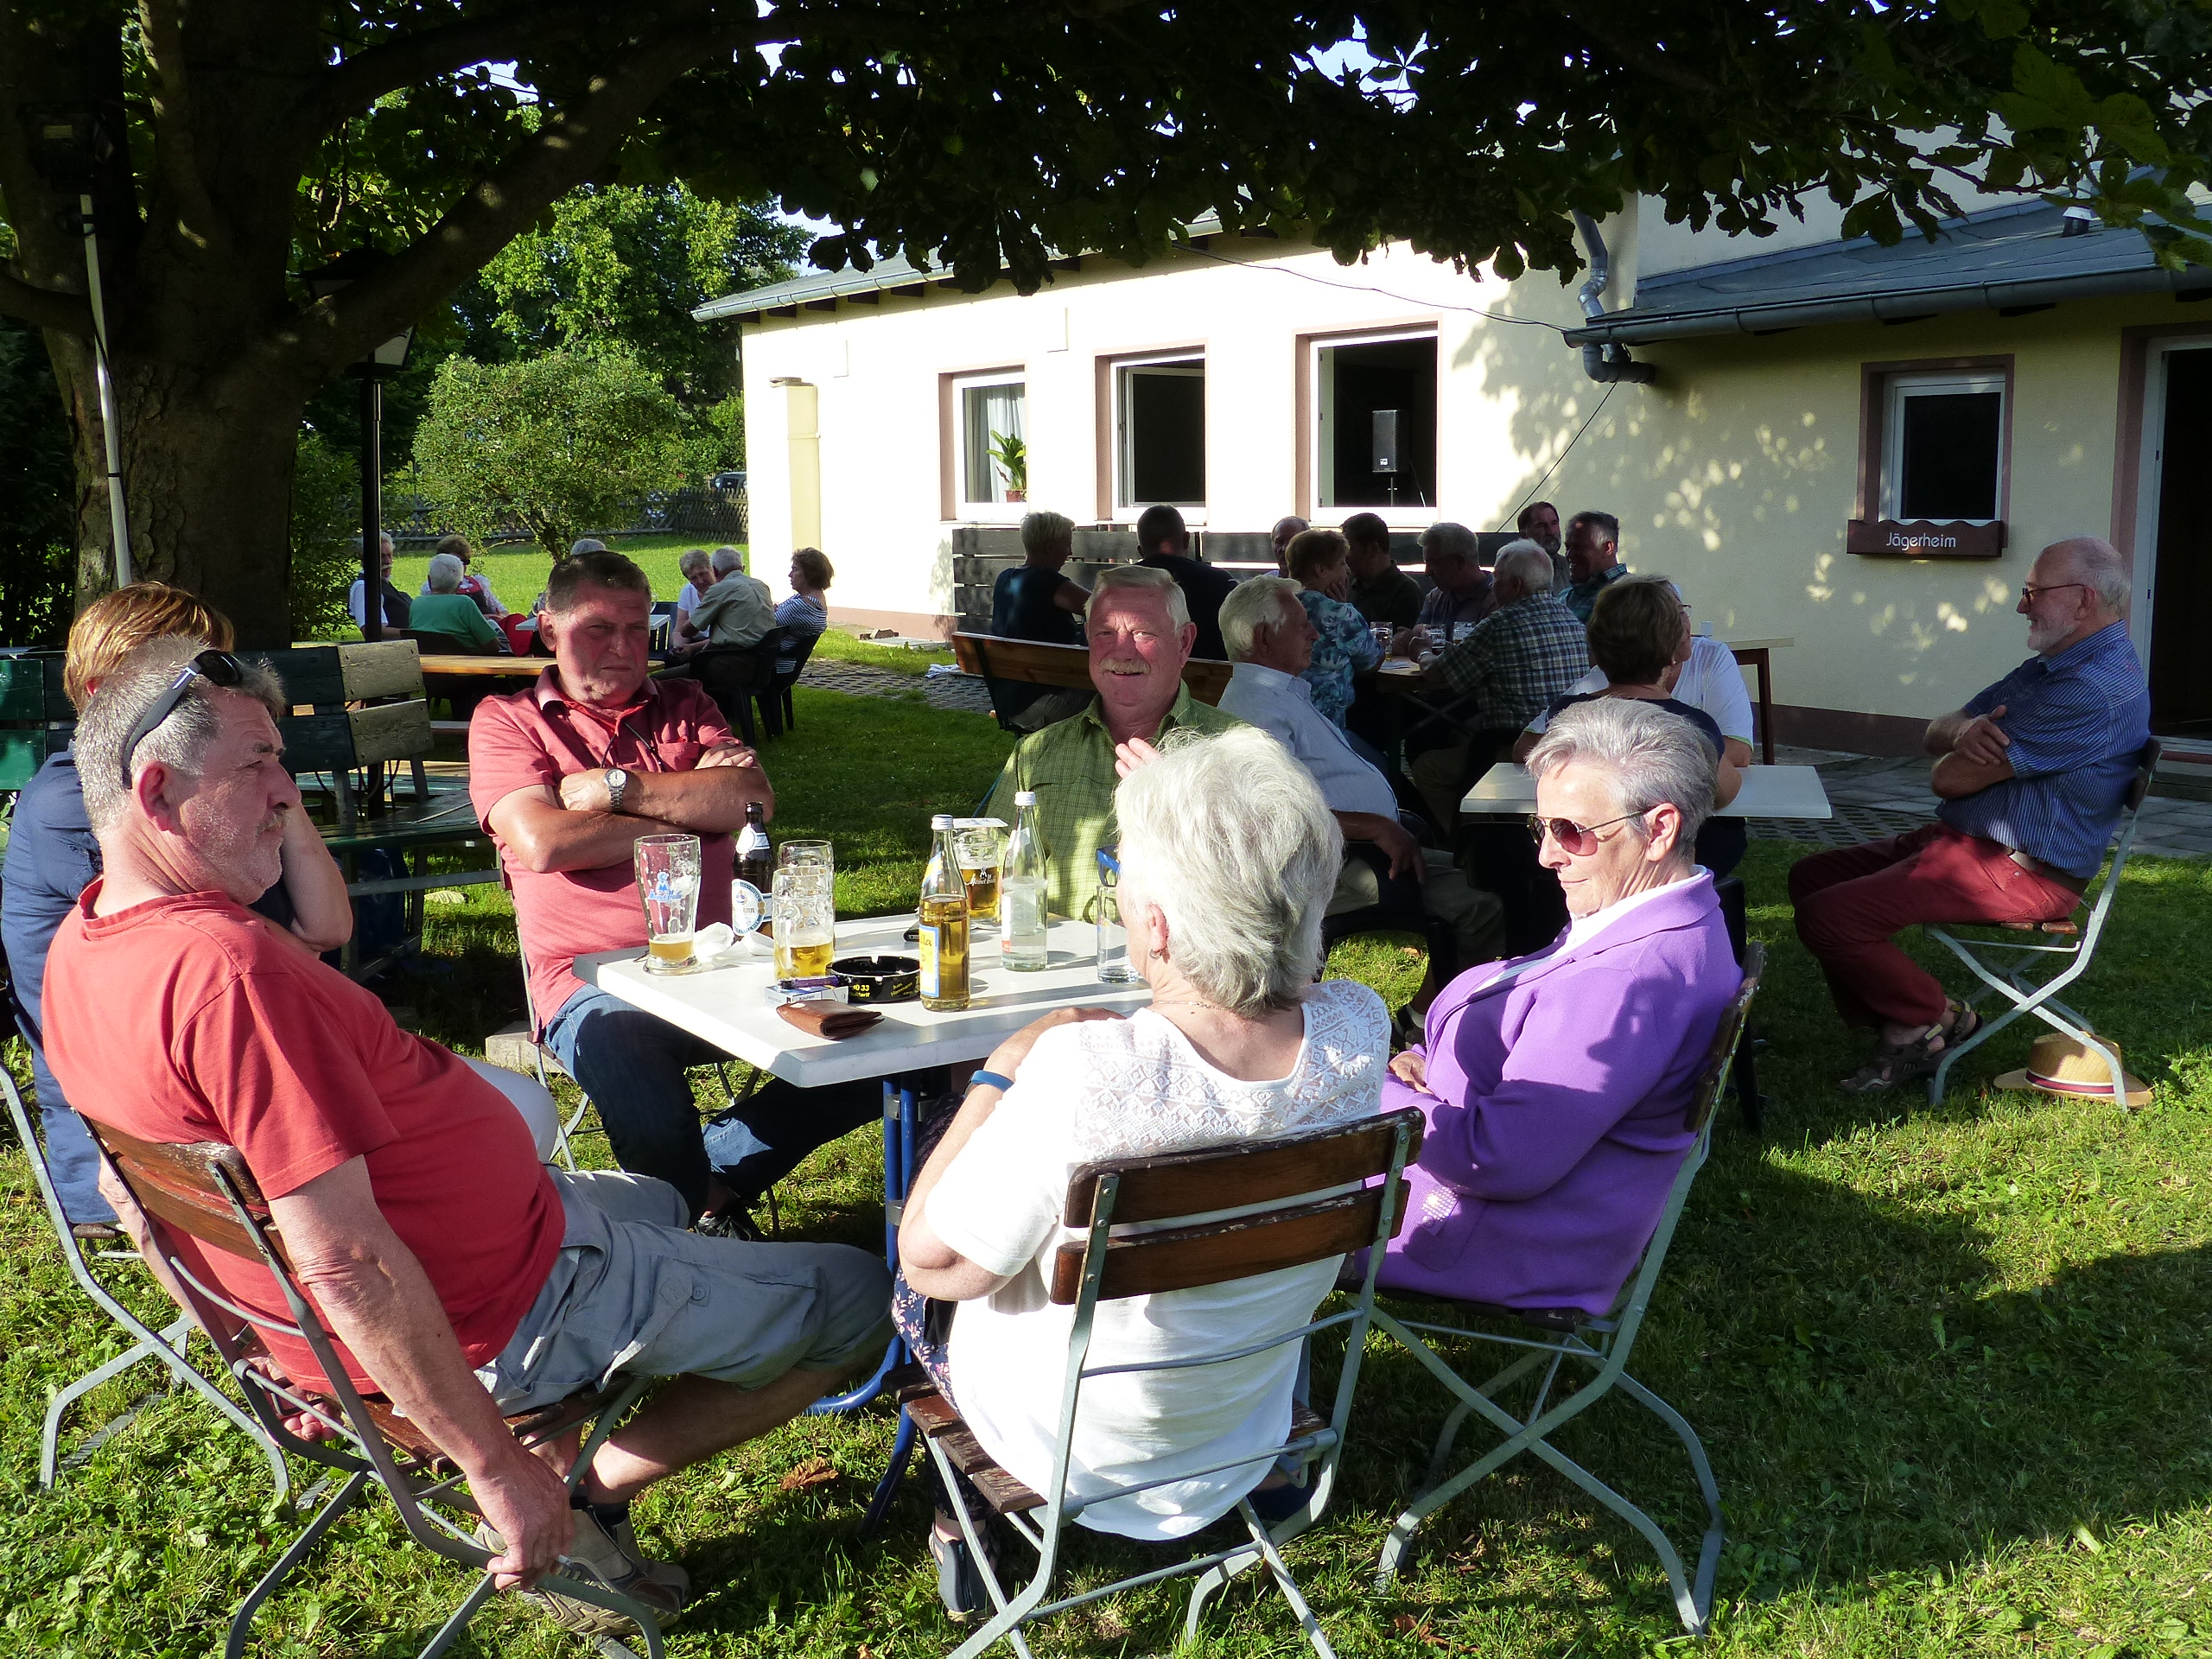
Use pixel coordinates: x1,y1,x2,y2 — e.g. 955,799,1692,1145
1000,791,1049,971
918,813,971,1011
736,801,773,894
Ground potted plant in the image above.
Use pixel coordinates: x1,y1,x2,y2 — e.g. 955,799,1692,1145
989,430,1028,501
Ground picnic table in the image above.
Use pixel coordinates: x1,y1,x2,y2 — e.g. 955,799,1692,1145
1462,760,1834,819
578,912,1153,1522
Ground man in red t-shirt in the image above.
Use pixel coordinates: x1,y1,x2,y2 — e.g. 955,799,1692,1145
46,641,890,1635
470,550,876,1231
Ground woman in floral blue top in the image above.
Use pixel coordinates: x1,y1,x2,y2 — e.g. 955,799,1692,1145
1287,529,1382,727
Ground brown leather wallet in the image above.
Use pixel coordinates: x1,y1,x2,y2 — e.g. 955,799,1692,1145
777,1001,883,1040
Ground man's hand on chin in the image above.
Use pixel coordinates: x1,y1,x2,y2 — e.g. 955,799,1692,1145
557,771,612,814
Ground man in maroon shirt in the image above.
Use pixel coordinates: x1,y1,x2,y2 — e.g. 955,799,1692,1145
471,550,875,1231
46,639,890,1636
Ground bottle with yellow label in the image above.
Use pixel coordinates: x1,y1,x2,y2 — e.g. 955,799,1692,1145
918,813,971,1011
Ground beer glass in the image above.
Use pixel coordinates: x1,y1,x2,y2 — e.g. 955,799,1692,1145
779,839,834,871
952,823,1005,933
773,863,836,981
1096,847,1141,984
634,835,702,973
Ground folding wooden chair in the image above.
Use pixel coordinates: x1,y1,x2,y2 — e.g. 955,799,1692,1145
1371,944,1764,1635
1,1065,288,1497
904,1106,1425,1659
89,1120,664,1659
1925,739,2160,1106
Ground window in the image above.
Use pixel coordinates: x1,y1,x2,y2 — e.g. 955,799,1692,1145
1880,372,2005,523
1313,333,1438,513
1115,356,1205,511
955,372,1026,518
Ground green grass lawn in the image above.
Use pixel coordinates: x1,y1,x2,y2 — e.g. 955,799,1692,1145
6,690,2212,1658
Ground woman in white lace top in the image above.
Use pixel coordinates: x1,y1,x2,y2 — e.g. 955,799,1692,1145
898,727,1389,1592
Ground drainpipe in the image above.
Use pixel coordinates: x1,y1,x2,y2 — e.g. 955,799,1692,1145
1572,210,1657,385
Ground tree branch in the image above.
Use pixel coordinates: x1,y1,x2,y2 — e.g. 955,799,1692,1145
1557,10,1723,99
140,0,230,261
0,265,93,334
257,18,745,386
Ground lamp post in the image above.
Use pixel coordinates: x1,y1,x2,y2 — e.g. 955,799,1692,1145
302,252,416,643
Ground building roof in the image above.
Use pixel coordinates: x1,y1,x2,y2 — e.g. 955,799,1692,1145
694,213,1230,323
1567,198,2212,346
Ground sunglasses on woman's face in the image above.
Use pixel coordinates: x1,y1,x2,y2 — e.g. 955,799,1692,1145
118,649,248,785
1526,810,1646,856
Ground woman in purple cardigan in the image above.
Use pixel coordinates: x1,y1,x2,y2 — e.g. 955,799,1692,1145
1382,697,1740,1315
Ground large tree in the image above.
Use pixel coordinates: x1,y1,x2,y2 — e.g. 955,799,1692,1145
3,1,2209,645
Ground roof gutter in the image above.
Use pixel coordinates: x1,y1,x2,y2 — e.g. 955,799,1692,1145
1572,211,1659,385
1564,259,2212,346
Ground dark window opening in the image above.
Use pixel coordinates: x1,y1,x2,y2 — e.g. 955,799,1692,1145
1888,381,2002,521
1119,361,1205,506
1319,337,1438,509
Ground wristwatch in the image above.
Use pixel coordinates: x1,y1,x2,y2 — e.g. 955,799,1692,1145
604,767,629,813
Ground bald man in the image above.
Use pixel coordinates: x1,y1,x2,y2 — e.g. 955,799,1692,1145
1790,537,2150,1094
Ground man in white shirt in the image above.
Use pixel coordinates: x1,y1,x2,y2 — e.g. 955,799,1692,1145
346,533,410,632
1218,577,1502,976
1522,584,1756,766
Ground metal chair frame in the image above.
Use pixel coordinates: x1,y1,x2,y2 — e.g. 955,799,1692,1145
918,1107,1425,1659
1371,945,1764,1636
91,1123,663,1659
1925,740,2160,1106
2,1064,289,1497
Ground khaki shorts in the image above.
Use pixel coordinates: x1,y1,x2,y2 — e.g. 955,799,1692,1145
479,1169,893,1413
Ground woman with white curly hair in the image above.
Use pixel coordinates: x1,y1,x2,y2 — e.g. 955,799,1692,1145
894,725,1389,1608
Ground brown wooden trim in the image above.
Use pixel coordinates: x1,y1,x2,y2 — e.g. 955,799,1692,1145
1854,353,2014,524
937,372,957,523
823,606,960,640
1094,353,1116,523
1846,518,2007,558
1771,702,1929,758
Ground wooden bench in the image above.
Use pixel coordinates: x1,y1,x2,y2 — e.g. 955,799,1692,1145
950,632,1232,728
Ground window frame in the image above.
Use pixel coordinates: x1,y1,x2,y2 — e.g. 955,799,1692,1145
1879,370,2007,524
1109,351,1209,521
1301,325,1442,528
1854,354,2014,530
949,368,1029,523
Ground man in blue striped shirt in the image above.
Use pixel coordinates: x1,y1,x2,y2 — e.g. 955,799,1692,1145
1790,537,2151,1092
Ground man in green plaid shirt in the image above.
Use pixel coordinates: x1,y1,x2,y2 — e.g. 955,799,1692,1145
994,565,1244,919
1408,542,1590,829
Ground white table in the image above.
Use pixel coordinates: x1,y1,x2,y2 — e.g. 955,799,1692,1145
1463,761,1834,819
578,914,1151,1089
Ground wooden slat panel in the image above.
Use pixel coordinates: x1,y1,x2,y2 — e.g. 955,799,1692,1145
1685,944,1764,1133
905,1387,1046,1513
87,1122,285,1268
1063,1109,1423,1227
949,632,1233,705
1050,1185,1404,1305
346,699,433,764
340,639,427,701
245,646,346,707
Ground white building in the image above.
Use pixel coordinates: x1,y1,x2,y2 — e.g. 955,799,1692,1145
703,194,2212,752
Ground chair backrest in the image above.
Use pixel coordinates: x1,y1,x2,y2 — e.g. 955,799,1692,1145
89,1119,286,1271
2066,737,2164,950
951,631,1233,706
1050,1107,1424,1304
404,627,495,658
1685,940,1765,1133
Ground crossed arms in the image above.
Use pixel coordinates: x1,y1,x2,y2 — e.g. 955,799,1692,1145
488,741,774,874
1925,705,2015,799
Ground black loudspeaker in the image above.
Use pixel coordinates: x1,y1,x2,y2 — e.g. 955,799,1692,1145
1371,410,1400,474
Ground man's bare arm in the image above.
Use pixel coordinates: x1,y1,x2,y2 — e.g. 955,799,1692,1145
270,1158,574,1591
489,762,772,875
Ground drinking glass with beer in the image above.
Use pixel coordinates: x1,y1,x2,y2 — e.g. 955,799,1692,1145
950,822,1005,934
634,835,702,973
772,864,836,980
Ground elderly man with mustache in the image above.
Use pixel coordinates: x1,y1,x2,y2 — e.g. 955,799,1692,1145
992,563,1245,920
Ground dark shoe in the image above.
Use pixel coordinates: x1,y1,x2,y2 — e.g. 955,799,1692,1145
929,1526,989,1619
1839,1007,1981,1095
1248,1473,1312,1527
695,1204,764,1242
70,1222,122,1242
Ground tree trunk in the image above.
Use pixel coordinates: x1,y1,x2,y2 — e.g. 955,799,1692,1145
47,329,305,648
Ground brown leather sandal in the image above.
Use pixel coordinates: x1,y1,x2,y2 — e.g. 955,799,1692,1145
1839,1006,1981,1094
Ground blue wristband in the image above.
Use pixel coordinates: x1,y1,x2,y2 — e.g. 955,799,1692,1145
967,1070,1014,1095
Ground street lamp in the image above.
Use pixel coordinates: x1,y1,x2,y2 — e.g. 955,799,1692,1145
302,251,416,643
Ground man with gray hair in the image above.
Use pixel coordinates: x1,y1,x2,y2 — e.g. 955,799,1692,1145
346,532,410,632
1219,577,1503,977
411,552,509,652
675,545,774,652
1397,521,1494,655
43,639,891,1635
1791,535,2152,1093
1408,540,1591,832
994,563,1244,919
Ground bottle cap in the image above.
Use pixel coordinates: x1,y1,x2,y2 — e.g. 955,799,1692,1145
1014,791,1037,805
931,813,953,829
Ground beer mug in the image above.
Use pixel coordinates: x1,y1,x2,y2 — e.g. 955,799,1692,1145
634,835,702,973
772,864,836,981
951,823,1006,933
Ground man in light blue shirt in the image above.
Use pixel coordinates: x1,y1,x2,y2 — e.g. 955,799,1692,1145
1219,577,1502,976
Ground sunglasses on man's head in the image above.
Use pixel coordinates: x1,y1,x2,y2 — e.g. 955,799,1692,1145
1526,810,1647,856
118,649,248,786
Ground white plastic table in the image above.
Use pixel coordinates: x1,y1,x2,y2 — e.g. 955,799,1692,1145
1462,761,1834,819
579,912,1147,1521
